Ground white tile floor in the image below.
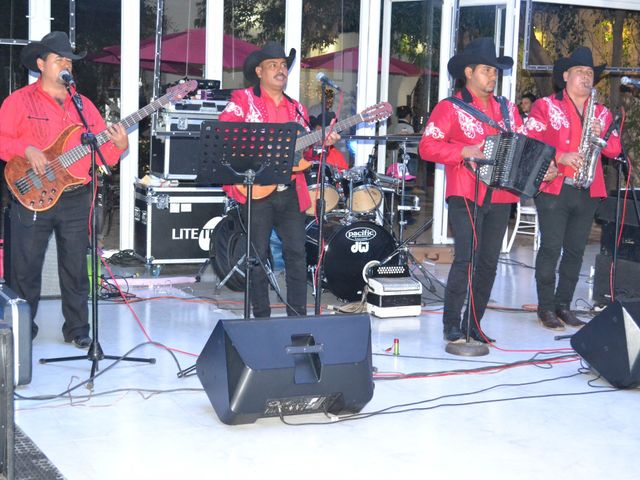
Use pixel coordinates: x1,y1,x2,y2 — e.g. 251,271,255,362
14,243,639,480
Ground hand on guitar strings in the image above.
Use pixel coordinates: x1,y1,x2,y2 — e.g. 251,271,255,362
24,146,49,176
106,123,129,151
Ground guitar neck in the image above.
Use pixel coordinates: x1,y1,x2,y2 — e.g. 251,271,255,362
295,113,365,152
58,94,173,168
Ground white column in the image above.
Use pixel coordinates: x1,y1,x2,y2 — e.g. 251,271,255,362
501,0,520,101
285,0,303,100
119,1,141,250
205,0,224,83
355,0,382,167
27,0,51,82
432,0,457,245
377,0,392,173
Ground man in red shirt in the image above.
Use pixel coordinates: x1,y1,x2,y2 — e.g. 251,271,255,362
0,32,128,348
525,47,621,330
219,42,338,318
419,38,525,344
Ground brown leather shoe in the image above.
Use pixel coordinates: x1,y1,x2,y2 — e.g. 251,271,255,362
538,310,565,331
556,308,586,328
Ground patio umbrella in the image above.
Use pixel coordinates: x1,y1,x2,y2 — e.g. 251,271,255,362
303,46,434,76
89,51,202,76
93,29,259,71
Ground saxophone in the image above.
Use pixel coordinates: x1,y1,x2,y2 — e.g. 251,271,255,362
573,88,607,189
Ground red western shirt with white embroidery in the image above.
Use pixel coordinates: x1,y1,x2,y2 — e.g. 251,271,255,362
524,90,621,198
418,88,522,206
218,86,312,213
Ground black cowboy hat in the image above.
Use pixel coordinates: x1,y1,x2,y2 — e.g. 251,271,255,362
553,46,606,89
447,37,513,79
20,31,86,72
243,41,296,86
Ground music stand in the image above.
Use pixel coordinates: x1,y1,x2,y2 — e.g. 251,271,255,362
198,121,300,319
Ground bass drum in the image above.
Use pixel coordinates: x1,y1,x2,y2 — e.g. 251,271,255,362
209,207,246,291
306,220,395,301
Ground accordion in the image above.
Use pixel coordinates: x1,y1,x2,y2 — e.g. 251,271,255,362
478,133,555,197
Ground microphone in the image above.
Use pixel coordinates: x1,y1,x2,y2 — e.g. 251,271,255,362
603,111,622,142
59,69,75,86
316,72,342,91
621,76,640,88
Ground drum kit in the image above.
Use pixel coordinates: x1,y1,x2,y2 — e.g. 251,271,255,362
209,134,435,303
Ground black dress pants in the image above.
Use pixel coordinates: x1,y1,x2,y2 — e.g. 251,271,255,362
443,195,511,330
9,185,91,341
534,185,599,312
242,187,307,318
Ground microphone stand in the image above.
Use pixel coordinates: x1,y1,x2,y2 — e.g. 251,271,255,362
313,84,330,315
445,158,490,357
40,82,155,387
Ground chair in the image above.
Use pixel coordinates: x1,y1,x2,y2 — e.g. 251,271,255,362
504,200,540,253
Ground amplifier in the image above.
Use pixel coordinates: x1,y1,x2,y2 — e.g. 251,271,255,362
151,99,228,180
600,222,640,263
133,183,227,264
593,253,640,305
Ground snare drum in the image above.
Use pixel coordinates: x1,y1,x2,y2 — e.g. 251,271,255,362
304,163,340,216
305,219,395,301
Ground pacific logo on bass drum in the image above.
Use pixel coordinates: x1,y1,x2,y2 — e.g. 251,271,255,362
345,227,377,242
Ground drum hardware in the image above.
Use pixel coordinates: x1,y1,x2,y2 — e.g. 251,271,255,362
207,205,281,297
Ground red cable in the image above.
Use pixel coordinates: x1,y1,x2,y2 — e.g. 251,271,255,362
608,110,632,302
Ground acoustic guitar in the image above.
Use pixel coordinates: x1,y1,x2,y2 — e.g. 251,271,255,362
5,80,198,212
233,101,393,200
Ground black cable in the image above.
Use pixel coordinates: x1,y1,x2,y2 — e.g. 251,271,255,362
14,341,186,402
278,372,618,426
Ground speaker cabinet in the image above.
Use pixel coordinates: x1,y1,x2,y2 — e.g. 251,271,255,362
571,301,640,388
592,253,640,305
0,323,14,479
196,314,374,425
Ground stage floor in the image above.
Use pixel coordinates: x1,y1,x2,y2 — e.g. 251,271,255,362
14,243,639,480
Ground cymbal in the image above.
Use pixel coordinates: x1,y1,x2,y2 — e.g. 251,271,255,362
342,134,422,143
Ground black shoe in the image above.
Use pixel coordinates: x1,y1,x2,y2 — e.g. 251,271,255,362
463,326,495,344
538,310,565,331
32,322,39,340
443,325,463,342
66,335,92,349
556,308,586,328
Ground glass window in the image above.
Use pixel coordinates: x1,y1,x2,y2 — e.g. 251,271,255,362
223,0,286,89
300,0,360,120
0,1,29,99
388,0,442,130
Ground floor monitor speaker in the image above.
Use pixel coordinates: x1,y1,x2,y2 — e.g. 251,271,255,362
196,314,374,425
570,300,640,388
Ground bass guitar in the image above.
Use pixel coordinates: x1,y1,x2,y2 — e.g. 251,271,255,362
5,80,198,212
233,101,393,199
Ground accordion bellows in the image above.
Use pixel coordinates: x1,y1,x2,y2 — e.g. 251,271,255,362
478,133,555,197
